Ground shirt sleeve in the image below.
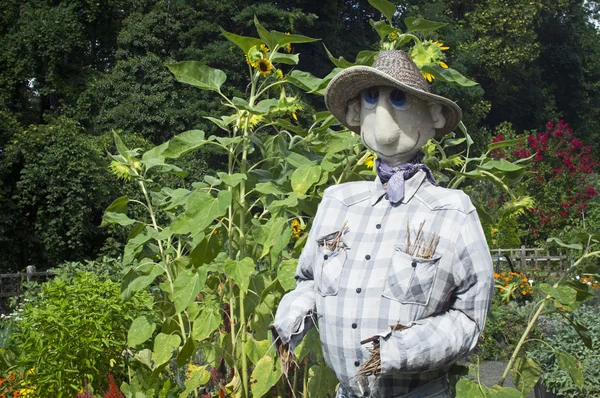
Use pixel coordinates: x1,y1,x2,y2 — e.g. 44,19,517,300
379,209,494,373
272,201,324,348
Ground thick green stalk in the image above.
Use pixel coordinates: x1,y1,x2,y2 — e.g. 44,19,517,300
137,178,188,341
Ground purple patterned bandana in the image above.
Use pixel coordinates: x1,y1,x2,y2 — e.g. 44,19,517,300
376,157,436,204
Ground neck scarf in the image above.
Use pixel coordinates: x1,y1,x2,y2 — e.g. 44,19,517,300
376,157,436,204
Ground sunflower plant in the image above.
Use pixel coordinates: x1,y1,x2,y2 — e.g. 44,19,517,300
104,17,373,398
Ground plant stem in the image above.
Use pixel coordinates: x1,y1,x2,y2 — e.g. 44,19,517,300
302,361,309,398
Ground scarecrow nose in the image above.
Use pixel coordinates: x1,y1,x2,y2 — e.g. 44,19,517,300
374,104,400,145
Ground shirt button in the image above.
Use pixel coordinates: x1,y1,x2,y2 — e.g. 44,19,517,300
356,287,362,293
365,254,371,260
324,255,329,260
412,260,417,267
376,224,381,229
354,360,360,367
352,322,357,329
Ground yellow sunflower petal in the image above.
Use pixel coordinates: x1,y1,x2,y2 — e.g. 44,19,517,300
439,61,448,68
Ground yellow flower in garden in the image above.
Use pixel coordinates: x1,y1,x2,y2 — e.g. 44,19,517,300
275,69,284,80
256,58,273,77
186,363,201,380
388,31,399,41
431,40,449,50
291,219,303,238
365,155,375,169
409,39,450,82
285,32,292,53
260,44,269,54
291,112,298,121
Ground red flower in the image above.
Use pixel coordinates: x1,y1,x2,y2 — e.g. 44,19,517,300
571,138,582,149
492,133,505,142
104,375,124,398
587,186,597,197
546,120,554,130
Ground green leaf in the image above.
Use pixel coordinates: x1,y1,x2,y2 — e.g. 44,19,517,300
255,182,285,195
368,0,397,23
167,61,226,92
128,316,156,347
192,307,221,341
455,378,487,397
245,338,271,365
286,152,314,168
102,211,137,227
370,19,398,39
253,98,279,114
172,269,205,314
404,17,447,33
216,172,247,187
250,356,282,397
556,351,584,388
539,283,577,306
134,349,154,370
257,217,290,259
121,265,165,300
220,28,263,53
510,357,541,396
323,44,357,68
222,257,255,293
254,16,277,50
421,65,478,87
547,237,583,251
294,328,323,362
291,164,321,195
272,52,299,65
277,259,298,291
190,231,225,266
488,385,526,397
204,116,235,132
176,337,197,367
179,365,210,398
567,318,593,349
171,190,231,235
487,137,526,152
271,31,319,46
153,333,181,368
113,131,131,159
162,130,209,159
307,364,338,397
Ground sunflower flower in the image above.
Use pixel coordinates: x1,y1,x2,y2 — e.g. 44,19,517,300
260,44,269,54
284,32,292,53
409,39,450,82
364,155,375,169
291,219,303,239
256,58,273,77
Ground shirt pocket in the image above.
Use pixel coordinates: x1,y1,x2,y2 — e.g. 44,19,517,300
314,247,347,297
382,246,442,306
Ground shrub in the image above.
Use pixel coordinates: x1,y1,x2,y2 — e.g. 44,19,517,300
476,297,541,361
13,271,154,396
530,304,600,397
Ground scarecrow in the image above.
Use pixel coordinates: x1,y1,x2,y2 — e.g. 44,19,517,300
272,51,494,397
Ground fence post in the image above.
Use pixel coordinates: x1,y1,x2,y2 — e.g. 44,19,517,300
520,245,526,268
26,265,36,283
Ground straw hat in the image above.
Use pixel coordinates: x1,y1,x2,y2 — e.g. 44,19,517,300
324,50,462,139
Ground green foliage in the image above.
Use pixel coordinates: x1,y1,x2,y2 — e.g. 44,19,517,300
497,216,521,249
14,271,154,396
0,116,146,270
530,304,600,397
477,298,541,361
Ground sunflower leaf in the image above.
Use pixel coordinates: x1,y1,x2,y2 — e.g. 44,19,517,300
421,65,478,87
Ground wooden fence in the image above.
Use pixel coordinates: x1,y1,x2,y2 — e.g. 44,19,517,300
491,246,568,273
0,266,54,299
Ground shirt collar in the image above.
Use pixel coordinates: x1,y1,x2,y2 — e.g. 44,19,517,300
369,169,427,206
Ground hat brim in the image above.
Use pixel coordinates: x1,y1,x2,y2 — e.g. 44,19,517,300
325,66,462,140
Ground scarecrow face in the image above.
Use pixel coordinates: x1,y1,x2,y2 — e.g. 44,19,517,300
346,86,445,166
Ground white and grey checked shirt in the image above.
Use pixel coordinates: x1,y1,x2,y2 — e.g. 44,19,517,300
274,171,494,397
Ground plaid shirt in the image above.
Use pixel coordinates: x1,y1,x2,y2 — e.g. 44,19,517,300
274,171,494,397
